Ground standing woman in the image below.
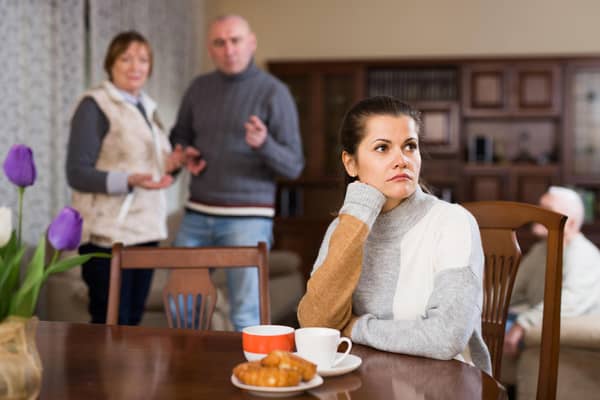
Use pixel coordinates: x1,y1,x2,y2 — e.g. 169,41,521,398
297,96,492,374
66,31,183,325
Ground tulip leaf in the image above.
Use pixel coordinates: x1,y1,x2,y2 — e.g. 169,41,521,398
6,248,24,294
10,280,42,318
0,246,26,320
44,252,110,277
0,245,25,290
9,237,45,317
0,246,25,292
0,230,18,260
8,251,110,318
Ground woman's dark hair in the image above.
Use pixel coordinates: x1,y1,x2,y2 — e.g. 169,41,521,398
339,96,423,184
104,31,153,80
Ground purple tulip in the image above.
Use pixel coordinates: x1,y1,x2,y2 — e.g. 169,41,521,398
3,144,37,187
47,207,83,251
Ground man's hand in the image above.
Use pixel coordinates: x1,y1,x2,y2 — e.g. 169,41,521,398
504,323,525,358
184,146,207,175
128,173,173,190
164,144,185,174
244,115,268,149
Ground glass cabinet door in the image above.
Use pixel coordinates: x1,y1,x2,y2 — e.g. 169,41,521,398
565,62,600,183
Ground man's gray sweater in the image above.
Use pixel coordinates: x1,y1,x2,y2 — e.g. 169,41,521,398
170,61,304,209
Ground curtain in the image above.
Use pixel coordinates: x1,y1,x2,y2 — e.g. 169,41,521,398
0,0,202,244
0,0,85,244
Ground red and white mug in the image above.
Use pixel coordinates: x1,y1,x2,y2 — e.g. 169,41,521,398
241,325,295,361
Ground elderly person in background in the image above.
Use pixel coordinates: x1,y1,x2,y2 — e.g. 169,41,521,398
504,186,600,356
66,31,183,325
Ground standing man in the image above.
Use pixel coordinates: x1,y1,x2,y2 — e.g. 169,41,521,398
170,15,304,331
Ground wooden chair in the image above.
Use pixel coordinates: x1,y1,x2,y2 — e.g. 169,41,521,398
106,242,270,329
462,201,567,400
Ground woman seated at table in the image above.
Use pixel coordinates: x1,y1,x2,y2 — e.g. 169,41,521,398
297,96,491,374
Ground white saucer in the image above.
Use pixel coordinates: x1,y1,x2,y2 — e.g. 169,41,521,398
231,374,323,397
317,353,362,377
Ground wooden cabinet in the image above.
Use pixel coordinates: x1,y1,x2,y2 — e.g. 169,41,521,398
463,165,509,201
461,60,562,213
462,62,561,117
463,165,560,203
368,65,461,155
269,63,364,178
416,101,460,154
421,159,462,202
462,63,509,116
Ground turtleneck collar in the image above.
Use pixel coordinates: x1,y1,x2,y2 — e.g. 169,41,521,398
101,80,156,116
370,185,438,239
216,59,260,82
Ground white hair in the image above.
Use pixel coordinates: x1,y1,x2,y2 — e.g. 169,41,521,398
547,186,585,230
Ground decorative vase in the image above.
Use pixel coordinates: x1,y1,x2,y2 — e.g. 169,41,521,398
0,316,42,400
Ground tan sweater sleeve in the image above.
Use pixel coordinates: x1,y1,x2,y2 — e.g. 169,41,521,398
297,214,369,331
297,182,385,332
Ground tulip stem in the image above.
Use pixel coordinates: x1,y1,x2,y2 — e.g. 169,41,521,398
50,250,60,268
17,187,24,247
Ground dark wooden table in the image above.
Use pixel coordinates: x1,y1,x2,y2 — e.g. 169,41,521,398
36,321,507,399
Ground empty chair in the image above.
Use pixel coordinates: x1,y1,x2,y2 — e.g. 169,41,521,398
463,201,566,400
107,242,270,329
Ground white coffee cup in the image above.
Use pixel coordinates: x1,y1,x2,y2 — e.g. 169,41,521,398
295,327,352,370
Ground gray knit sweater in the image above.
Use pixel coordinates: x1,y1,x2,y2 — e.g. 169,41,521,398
298,182,492,375
170,61,304,209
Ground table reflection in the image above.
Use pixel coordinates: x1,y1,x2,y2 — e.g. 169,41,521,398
62,327,172,399
309,374,362,399
352,347,504,400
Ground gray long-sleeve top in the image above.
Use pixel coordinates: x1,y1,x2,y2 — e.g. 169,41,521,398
298,183,492,375
170,61,304,208
66,97,129,194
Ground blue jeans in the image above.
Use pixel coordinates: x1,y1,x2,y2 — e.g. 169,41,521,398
174,209,273,331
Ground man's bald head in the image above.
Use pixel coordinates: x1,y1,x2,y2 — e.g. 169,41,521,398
207,15,256,75
211,15,251,32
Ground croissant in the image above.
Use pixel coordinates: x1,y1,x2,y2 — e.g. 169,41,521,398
233,361,302,387
261,350,317,381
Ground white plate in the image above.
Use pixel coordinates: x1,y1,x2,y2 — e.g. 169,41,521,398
317,353,362,377
231,374,323,397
